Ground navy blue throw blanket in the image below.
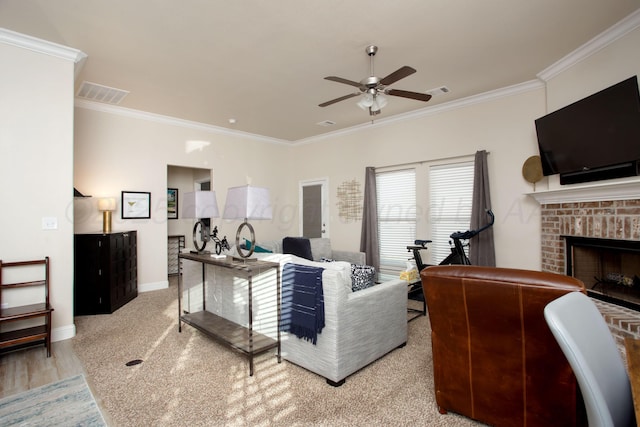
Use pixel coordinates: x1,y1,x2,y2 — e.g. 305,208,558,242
280,263,325,345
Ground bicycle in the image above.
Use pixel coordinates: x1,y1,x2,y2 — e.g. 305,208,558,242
210,226,230,255
191,224,230,255
405,210,495,321
407,209,495,271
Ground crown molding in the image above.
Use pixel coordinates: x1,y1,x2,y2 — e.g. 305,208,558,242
537,8,640,82
295,80,544,145
74,99,290,145
76,79,543,147
0,28,87,79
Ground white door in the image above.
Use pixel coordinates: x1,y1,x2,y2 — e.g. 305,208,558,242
299,179,329,238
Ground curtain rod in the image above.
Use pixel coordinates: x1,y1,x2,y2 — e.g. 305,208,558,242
376,151,490,170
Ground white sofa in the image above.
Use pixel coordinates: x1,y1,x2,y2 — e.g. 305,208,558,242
243,237,366,265
307,238,366,265
180,253,407,386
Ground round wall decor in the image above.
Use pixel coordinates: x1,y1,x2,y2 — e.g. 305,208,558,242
522,155,543,186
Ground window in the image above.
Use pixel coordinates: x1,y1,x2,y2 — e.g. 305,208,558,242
429,162,474,263
376,169,416,275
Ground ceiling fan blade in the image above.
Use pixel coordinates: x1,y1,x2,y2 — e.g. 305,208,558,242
324,76,362,88
379,66,416,86
318,92,360,107
386,89,432,102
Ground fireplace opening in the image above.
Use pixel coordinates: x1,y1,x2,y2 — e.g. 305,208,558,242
565,236,640,310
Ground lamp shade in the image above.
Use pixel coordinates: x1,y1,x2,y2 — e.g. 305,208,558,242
371,94,387,112
182,191,219,219
357,93,374,110
222,185,272,220
98,197,116,212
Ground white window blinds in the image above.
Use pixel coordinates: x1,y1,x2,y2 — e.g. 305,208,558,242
376,168,416,273
429,162,474,263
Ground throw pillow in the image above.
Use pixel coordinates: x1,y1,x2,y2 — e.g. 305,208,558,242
309,238,332,261
244,239,272,253
282,237,313,260
351,264,376,292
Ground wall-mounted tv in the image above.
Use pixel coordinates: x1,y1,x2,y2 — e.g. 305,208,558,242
535,75,640,185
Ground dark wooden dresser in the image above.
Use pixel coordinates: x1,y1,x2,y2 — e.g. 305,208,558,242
74,231,138,315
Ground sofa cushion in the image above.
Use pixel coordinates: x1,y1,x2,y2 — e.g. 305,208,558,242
351,264,376,292
309,238,332,261
283,237,313,260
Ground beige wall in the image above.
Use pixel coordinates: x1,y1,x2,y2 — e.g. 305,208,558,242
542,26,640,191
3,13,639,342
291,85,546,269
73,107,294,291
0,41,78,341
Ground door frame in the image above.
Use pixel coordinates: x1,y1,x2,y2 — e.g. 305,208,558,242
299,178,329,238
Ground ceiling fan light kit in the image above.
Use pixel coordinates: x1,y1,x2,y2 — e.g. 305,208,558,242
319,45,432,116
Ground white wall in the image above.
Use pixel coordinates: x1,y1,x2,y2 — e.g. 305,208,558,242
290,84,546,269
542,25,640,191
73,16,640,282
73,107,294,291
3,12,638,342
0,39,80,341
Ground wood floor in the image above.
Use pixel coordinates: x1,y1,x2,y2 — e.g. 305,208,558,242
0,340,85,398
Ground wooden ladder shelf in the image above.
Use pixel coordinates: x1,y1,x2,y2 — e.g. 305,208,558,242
0,257,54,357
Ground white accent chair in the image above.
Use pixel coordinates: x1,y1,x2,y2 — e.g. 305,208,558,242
544,292,635,427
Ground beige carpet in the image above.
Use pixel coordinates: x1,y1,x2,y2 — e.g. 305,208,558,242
72,279,484,427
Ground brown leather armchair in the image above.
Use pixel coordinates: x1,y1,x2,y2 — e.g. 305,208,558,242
421,265,587,427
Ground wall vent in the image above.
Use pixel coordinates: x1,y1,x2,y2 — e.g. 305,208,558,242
76,81,129,104
316,120,336,127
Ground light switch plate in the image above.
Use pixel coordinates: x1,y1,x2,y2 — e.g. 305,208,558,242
42,217,58,230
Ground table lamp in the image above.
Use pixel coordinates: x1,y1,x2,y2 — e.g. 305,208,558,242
182,191,220,253
98,197,116,233
222,185,272,259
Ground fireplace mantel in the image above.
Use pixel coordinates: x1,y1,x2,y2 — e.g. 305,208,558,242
527,178,640,205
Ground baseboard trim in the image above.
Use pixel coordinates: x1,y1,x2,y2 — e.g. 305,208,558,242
52,323,76,342
139,280,168,293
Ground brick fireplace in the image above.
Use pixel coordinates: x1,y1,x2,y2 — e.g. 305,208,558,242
540,199,640,274
530,180,640,347
534,181,640,309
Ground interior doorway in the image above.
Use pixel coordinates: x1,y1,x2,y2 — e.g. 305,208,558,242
167,165,212,273
299,178,329,238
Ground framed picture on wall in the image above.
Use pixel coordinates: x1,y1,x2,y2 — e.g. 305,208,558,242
167,188,178,219
122,191,151,219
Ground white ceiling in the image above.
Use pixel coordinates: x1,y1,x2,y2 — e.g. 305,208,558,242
1,0,639,143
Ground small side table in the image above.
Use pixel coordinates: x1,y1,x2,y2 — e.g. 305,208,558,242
408,280,426,322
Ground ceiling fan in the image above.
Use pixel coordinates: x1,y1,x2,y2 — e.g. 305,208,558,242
319,45,432,116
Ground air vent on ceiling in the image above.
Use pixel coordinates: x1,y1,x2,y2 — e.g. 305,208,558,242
426,86,450,96
76,81,129,104
316,120,336,127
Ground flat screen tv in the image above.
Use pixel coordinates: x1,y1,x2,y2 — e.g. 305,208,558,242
535,75,640,184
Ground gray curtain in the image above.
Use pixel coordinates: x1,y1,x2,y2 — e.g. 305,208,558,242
469,150,496,266
360,167,380,272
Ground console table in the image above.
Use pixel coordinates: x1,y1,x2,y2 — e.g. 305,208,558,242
178,253,281,376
